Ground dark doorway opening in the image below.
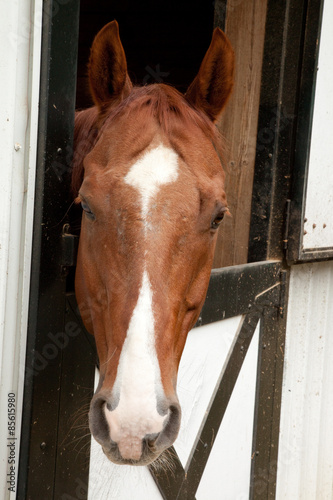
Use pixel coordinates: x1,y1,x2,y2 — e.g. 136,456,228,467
76,0,215,108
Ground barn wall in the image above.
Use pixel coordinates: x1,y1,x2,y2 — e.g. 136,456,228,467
276,260,333,499
0,1,42,498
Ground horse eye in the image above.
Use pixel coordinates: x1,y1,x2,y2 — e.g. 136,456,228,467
81,201,95,220
211,211,226,230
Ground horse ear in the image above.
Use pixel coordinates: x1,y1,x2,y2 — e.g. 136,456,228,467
88,20,132,108
185,28,234,122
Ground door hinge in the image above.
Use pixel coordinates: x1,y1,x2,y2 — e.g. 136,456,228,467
283,199,291,251
61,224,79,268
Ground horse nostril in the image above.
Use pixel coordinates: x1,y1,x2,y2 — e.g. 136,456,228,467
145,433,159,451
154,402,181,451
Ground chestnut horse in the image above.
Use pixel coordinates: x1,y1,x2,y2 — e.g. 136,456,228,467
72,21,234,465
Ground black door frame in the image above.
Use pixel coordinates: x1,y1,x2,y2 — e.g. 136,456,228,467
17,1,94,498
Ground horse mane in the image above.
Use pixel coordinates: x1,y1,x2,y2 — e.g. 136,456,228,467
72,106,99,197
71,84,225,196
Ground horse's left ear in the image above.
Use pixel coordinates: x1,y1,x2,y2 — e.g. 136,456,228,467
185,28,234,122
88,20,132,108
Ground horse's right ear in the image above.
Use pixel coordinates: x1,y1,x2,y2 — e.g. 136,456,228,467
88,20,132,108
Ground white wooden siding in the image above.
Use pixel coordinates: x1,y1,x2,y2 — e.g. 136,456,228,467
276,261,333,499
303,0,333,250
0,1,42,498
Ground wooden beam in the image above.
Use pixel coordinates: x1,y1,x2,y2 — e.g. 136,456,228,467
213,0,268,268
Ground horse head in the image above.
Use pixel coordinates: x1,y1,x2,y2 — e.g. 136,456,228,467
73,20,234,465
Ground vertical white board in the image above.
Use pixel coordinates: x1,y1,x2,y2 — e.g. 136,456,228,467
303,0,333,249
0,1,42,498
196,323,259,500
277,261,333,499
175,316,243,468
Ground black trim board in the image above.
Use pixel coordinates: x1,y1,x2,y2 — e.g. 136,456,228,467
18,1,81,498
248,0,307,263
199,260,282,325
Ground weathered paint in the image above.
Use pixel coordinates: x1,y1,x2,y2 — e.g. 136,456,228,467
0,1,42,498
303,0,333,249
277,261,333,499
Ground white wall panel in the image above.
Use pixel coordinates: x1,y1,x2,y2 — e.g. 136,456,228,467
175,316,242,467
197,323,260,500
276,261,333,499
0,1,42,498
303,0,333,249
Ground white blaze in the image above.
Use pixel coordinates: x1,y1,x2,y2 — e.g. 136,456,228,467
124,143,179,217
104,270,166,459
104,144,179,460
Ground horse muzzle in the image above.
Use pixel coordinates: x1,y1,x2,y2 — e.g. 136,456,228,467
89,390,181,465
